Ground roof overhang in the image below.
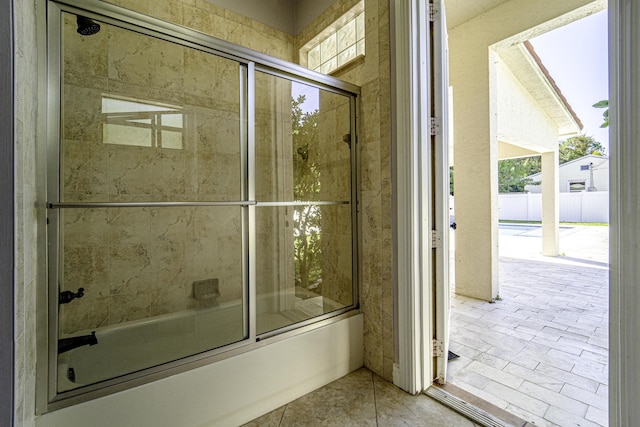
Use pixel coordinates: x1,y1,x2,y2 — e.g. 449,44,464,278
497,41,583,137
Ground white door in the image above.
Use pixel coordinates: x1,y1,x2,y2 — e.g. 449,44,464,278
392,0,450,393
430,0,451,385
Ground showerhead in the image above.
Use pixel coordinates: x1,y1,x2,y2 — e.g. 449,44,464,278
76,16,101,36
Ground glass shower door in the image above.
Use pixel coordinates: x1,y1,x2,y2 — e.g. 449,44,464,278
53,12,248,391
48,4,359,401
254,71,355,335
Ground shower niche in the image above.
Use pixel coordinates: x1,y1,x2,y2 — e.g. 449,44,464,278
45,2,359,404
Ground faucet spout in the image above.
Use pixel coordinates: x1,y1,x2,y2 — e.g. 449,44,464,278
58,331,98,354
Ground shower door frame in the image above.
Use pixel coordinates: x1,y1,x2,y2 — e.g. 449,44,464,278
39,0,361,412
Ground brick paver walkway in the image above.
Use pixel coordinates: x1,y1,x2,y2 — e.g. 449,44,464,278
448,225,609,427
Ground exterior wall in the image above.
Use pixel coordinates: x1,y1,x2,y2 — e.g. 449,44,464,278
295,0,394,380
15,0,39,425
495,50,559,153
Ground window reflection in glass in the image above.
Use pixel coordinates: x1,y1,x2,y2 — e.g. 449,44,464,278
102,96,184,149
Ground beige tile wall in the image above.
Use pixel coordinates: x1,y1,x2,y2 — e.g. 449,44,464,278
104,0,295,62
15,0,39,424
296,0,394,380
59,11,250,333
316,90,354,308
104,0,395,381
13,0,378,422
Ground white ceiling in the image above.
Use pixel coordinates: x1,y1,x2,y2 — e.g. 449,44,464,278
443,0,512,29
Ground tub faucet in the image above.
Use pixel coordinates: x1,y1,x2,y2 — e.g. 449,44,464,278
59,287,84,304
58,331,98,354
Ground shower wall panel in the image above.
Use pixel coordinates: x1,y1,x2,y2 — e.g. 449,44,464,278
99,0,295,63
59,13,244,334
317,91,353,308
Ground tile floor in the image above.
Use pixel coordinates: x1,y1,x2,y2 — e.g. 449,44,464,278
243,368,482,427
244,225,609,427
448,225,609,427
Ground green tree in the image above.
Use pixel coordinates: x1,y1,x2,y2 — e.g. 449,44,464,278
291,95,322,290
449,167,454,195
592,99,609,128
559,135,606,164
498,156,541,193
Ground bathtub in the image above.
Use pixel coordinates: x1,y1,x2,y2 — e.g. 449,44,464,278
57,303,245,392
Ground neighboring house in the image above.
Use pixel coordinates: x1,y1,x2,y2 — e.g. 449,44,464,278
525,154,609,193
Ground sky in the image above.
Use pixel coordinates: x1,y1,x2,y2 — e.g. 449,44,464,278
529,10,609,152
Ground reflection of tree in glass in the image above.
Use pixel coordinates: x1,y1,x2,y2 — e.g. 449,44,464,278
292,95,323,294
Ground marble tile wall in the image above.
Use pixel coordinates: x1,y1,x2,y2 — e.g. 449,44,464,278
15,0,39,425
295,0,394,381
15,0,384,426
59,6,285,333
102,0,295,63
316,91,354,308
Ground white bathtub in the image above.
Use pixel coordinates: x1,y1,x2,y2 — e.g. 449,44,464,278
57,303,244,392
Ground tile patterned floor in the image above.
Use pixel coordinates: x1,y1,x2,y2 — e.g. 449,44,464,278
245,225,609,427
243,368,481,427
448,225,609,427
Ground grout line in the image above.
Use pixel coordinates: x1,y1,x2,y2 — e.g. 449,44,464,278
277,404,287,426
372,374,379,426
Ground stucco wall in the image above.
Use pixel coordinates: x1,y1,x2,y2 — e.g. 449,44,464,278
494,49,559,153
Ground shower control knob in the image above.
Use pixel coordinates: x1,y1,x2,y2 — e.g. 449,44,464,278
59,287,85,304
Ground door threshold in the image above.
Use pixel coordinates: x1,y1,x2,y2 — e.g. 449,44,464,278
426,383,533,427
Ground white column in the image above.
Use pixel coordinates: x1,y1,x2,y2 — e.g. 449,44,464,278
541,150,559,256
450,42,499,302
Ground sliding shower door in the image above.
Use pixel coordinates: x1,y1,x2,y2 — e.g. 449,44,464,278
46,2,358,402
254,72,355,335
52,12,248,391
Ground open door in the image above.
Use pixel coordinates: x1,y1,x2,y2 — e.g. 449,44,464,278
431,0,451,385
392,0,450,393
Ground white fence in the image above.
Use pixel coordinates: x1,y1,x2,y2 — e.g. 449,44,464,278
498,191,609,223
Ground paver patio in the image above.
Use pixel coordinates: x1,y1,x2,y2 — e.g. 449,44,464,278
448,225,609,427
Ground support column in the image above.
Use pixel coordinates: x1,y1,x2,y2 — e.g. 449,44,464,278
451,46,499,302
541,150,559,256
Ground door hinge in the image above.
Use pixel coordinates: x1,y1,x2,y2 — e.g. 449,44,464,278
430,117,441,136
431,230,442,248
433,339,444,357
429,3,440,22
